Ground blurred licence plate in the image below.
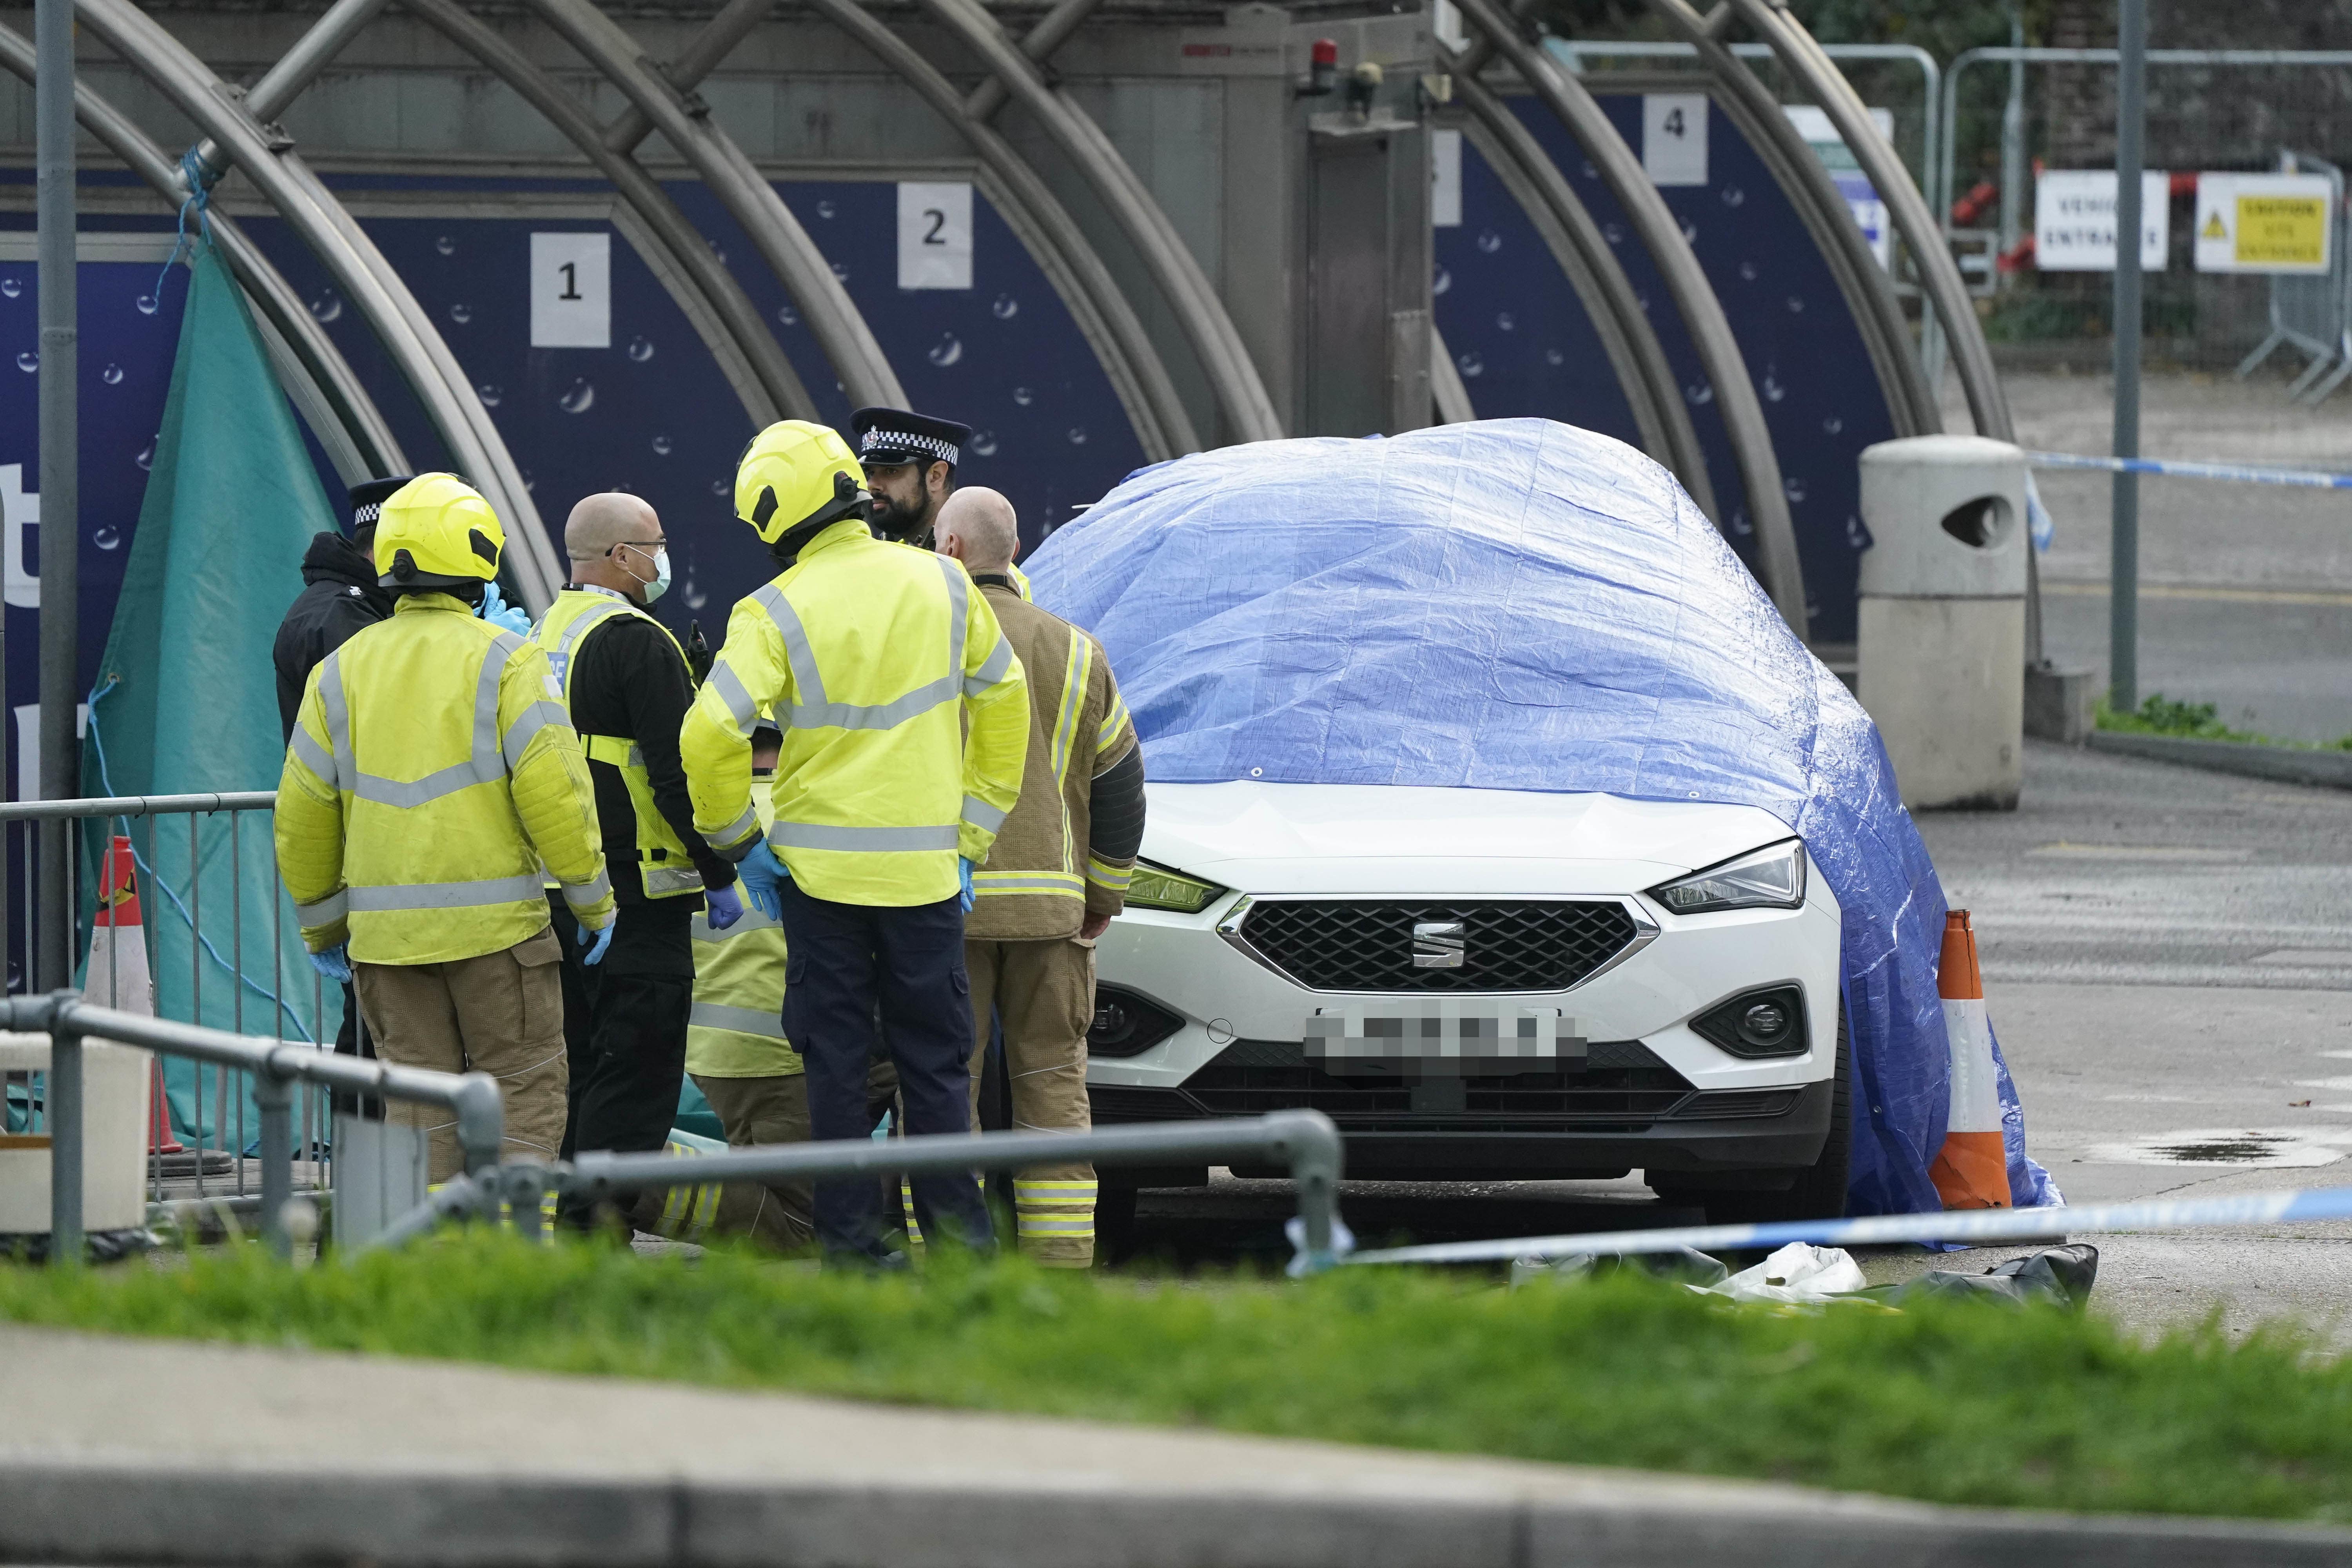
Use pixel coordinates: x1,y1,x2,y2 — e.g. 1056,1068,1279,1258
1307,1004,1584,1063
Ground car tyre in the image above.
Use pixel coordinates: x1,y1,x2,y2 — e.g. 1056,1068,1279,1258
1666,998,1852,1228
1097,1182,1140,1265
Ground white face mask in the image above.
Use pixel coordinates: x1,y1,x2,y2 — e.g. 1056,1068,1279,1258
621,543,671,604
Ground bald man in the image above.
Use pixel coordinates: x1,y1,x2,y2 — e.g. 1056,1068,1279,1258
937,490,1146,1267
531,492,745,1234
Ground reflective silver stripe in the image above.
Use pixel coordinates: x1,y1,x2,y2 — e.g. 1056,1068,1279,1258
706,802,760,851
963,633,1015,698
690,1001,789,1041
287,724,338,789
1050,635,1088,789
768,821,959,853
502,701,570,771
557,869,613,908
320,651,358,791
640,863,704,897
973,875,1083,895
335,633,522,809
691,906,780,940
961,793,1007,833
754,584,827,706
708,659,760,731
936,555,970,688
295,889,348,926
788,675,957,733
346,873,548,912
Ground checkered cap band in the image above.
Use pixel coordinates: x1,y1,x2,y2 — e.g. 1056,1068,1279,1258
353,502,384,526
860,428,960,467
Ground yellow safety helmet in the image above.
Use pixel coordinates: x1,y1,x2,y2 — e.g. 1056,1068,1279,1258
734,420,867,546
374,472,505,588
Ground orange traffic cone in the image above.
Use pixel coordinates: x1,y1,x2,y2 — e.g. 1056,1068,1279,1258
85,835,176,1156
1929,911,2010,1209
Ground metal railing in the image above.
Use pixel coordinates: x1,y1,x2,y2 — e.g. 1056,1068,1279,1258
2236,152,2352,403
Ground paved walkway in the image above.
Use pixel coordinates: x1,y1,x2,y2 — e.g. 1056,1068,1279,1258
2,1324,2345,1566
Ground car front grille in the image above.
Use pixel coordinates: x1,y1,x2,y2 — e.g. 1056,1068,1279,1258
1235,898,1641,993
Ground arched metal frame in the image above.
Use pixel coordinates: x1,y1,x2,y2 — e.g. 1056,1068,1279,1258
797,0,1198,460
74,0,565,607
0,21,406,479
1642,0,1940,440
1442,42,1720,520
1453,0,1808,637
914,0,1285,445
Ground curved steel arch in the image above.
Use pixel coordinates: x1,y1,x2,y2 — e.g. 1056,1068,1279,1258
0,21,405,479
398,0,806,428
1454,0,1806,637
799,0,1200,460
1642,0,1940,440
74,0,564,608
1444,51,1719,520
521,0,906,412
914,0,1285,444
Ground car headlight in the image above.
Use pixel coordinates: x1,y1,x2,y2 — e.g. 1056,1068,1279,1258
1649,839,1806,914
1123,859,1228,914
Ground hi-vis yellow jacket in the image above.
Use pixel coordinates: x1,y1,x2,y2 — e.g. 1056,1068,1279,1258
682,519,1028,906
685,773,799,1078
277,592,615,965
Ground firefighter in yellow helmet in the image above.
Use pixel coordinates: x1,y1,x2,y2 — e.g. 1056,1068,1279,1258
680,421,1029,1266
276,474,614,1180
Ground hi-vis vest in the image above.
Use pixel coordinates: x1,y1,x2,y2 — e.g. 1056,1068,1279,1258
685,775,800,1079
681,519,1030,907
530,587,704,900
276,593,614,965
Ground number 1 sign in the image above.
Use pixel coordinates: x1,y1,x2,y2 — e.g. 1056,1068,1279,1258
897,182,974,291
531,231,612,348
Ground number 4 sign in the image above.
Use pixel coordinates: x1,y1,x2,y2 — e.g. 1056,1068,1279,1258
898,182,973,290
1643,94,1708,188
531,232,610,348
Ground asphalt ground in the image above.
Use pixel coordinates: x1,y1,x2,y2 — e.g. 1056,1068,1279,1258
1117,742,2352,1342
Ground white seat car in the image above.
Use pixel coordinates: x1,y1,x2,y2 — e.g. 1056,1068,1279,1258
1086,780,1849,1223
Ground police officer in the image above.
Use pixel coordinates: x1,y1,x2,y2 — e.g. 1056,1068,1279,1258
681,421,1028,1266
276,474,614,1180
531,491,746,1231
851,406,971,550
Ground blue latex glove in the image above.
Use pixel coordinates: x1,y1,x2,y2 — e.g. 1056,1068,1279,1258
958,856,976,914
735,842,791,923
577,920,615,966
308,944,352,984
478,579,532,637
704,880,746,932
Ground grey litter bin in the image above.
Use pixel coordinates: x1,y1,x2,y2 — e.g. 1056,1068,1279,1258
1857,436,2027,811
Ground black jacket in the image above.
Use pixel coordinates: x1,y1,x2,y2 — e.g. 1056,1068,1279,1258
274,532,392,740
563,596,736,905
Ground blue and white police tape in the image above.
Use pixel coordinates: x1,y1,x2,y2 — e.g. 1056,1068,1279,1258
2028,450,2352,491
1343,1181,2352,1269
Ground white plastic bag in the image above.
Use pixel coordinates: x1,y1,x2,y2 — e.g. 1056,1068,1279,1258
1697,1242,1867,1303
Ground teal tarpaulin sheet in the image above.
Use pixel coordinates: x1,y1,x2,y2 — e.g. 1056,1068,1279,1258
78,242,341,1150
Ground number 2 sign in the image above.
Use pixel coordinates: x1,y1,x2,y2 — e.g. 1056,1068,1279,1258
897,182,973,291
531,232,611,348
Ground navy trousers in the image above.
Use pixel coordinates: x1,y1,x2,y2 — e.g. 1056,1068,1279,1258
780,880,995,1260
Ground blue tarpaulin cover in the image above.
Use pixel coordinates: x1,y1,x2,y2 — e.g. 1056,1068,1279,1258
1025,419,2056,1216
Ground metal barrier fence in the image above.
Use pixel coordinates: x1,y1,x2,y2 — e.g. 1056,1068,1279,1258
0,790,382,1236
2234,152,2352,403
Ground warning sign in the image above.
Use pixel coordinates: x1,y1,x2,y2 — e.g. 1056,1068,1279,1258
2194,172,2334,274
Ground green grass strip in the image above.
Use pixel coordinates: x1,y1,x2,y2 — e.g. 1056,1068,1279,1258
5,1233,2351,1523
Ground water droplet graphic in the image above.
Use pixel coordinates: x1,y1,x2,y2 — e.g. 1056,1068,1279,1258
681,578,708,610
1761,370,1786,403
651,434,673,456
927,333,963,368
1495,311,1515,332
0,278,18,298
1603,222,1625,245
1786,296,1805,313
1433,266,1453,297
830,261,850,282
1012,386,1034,407
815,200,836,219
1456,351,1484,379
1844,514,1872,550
436,234,456,256
309,291,342,323
1475,229,1502,254
1684,381,1715,405
710,478,729,496
708,240,728,264
1823,415,1843,435
1544,347,1566,367
134,436,155,471
136,294,159,316
1720,185,1746,207
1783,477,1808,503
969,430,998,457
476,383,503,408
448,302,472,325
1729,508,1753,537
13,351,34,373
991,293,1019,319
93,525,120,550
627,336,655,363
1681,218,1699,244
1739,260,1759,281
1066,426,1087,446
522,469,537,492
776,304,800,327
1580,160,1598,181
101,363,123,385
558,379,595,414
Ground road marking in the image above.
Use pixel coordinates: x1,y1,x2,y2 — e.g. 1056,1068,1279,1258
2042,580,2352,607
2027,841,2255,860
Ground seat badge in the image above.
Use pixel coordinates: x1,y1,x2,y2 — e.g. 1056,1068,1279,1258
1411,919,1466,969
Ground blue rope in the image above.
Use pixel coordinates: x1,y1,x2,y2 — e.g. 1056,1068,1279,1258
149,146,215,309
83,675,315,1043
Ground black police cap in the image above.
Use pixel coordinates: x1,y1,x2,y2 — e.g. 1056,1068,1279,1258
849,406,973,470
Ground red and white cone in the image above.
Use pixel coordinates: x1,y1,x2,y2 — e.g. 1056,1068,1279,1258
1929,910,2010,1209
83,835,174,1154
